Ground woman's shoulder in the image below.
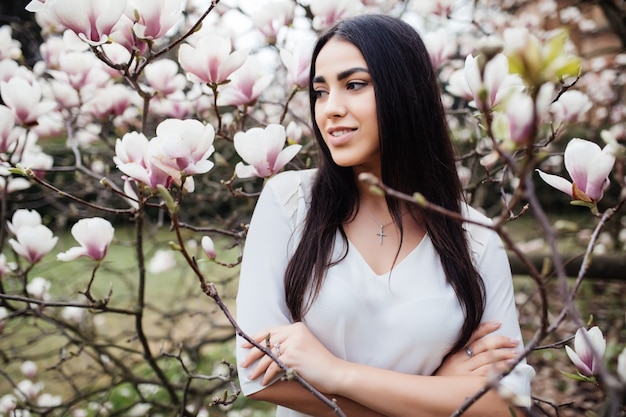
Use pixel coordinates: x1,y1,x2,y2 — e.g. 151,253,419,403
264,169,316,200
261,169,317,219
460,203,502,259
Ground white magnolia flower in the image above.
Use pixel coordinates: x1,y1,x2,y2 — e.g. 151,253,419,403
234,124,301,179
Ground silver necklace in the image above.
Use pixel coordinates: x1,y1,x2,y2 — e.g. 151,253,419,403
367,209,396,245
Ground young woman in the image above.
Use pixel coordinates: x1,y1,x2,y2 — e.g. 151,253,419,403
235,14,534,417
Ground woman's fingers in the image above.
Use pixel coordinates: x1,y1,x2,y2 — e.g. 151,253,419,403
469,335,519,357
466,320,501,346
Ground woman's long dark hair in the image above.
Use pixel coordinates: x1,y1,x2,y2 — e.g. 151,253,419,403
284,14,485,354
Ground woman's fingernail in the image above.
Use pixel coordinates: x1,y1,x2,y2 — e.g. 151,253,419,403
491,320,502,327
509,338,520,345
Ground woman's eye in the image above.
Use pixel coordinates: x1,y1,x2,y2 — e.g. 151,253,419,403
347,81,368,91
313,89,328,98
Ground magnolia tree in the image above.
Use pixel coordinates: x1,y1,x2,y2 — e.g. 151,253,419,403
0,0,625,416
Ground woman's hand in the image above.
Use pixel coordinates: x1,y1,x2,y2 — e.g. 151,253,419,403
434,320,520,377
240,322,343,392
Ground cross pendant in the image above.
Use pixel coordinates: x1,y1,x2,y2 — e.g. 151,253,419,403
376,224,386,245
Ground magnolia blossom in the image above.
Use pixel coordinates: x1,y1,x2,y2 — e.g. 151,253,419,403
550,90,592,125
9,224,58,264
109,14,148,56
20,361,37,379
115,119,214,192
147,249,177,274
411,0,456,16
565,326,606,376
0,105,20,153
0,307,7,333
310,0,363,30
130,0,184,41
492,91,535,146
504,27,581,86
0,253,10,277
57,217,115,262
0,169,31,196
201,236,216,260
114,131,172,190
423,28,456,70
42,0,127,46
0,77,56,125
234,124,301,178
178,34,249,85
150,118,215,176
26,277,51,301
286,121,303,145
217,59,273,107
144,59,187,96
0,26,22,61
251,0,295,43
537,138,617,203
37,393,62,408
61,306,84,324
617,347,626,382
447,53,524,111
280,42,313,89
15,379,43,401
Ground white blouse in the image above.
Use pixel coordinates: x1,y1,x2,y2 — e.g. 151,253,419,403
235,169,534,417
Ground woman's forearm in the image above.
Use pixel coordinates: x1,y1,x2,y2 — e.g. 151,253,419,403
334,362,516,417
248,379,388,417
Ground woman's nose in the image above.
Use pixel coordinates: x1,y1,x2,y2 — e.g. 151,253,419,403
324,91,347,119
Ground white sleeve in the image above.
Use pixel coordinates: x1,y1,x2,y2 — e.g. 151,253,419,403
235,172,304,396
474,228,535,403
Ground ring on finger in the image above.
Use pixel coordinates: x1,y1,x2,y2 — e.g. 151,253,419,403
273,342,281,356
465,346,474,358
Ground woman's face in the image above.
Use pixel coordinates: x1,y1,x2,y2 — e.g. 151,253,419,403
312,38,380,173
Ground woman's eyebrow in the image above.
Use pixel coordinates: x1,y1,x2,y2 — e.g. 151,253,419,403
312,67,369,84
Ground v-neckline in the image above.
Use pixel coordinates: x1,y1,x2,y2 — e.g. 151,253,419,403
345,232,428,277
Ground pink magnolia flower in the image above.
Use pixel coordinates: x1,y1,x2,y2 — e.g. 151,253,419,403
114,131,172,190
201,236,216,260
0,105,20,153
423,28,456,70
7,209,43,236
0,77,56,125
251,0,295,43
618,347,626,382
130,0,184,41
411,0,456,16
144,59,187,96
550,90,592,126
565,326,606,376
0,253,10,278
537,138,617,203
57,217,115,262
492,91,535,146
9,225,58,264
280,42,314,89
0,307,7,334
150,118,215,176
84,84,135,119
0,26,22,61
450,53,524,112
109,14,148,56
44,0,127,46
178,34,249,85
310,0,362,30
234,124,301,178
147,249,176,274
217,59,273,107
20,361,37,379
